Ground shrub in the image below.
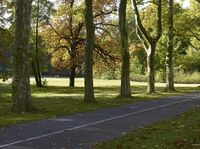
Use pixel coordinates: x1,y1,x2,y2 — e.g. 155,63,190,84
95,69,120,80
155,70,166,83
130,74,147,82
174,70,200,84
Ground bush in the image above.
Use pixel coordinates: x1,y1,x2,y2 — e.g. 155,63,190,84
130,74,147,82
155,70,166,83
176,53,200,72
174,70,200,84
0,72,10,82
130,70,200,84
95,69,120,80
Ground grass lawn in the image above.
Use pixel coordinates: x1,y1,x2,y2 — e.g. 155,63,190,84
0,78,199,127
93,107,200,149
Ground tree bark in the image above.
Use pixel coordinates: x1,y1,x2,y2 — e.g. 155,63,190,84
166,0,175,91
35,0,43,87
12,0,32,113
147,43,156,93
84,0,95,103
31,60,40,86
68,0,77,88
119,0,131,97
69,65,76,87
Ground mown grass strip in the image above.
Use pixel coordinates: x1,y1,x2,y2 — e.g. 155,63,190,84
93,107,200,149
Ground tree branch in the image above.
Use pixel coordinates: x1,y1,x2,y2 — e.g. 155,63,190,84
154,0,162,41
132,0,152,42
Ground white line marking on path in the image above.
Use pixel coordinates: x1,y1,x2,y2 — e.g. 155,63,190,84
0,96,199,148
50,118,73,122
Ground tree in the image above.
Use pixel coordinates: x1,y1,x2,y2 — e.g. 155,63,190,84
34,0,43,87
12,0,33,113
119,0,131,97
132,0,162,93
84,0,95,102
0,0,13,28
41,0,117,87
0,0,7,28
41,1,85,87
0,27,13,81
30,0,54,87
166,0,175,91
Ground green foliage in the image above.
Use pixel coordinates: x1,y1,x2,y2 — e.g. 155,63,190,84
155,70,166,83
0,72,10,82
0,0,14,28
95,69,120,80
31,0,55,23
1,0,200,83
0,28,13,80
176,51,200,72
130,74,147,82
130,49,146,74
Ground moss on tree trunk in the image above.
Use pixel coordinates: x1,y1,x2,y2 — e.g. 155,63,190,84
12,0,33,113
84,0,95,103
119,0,131,97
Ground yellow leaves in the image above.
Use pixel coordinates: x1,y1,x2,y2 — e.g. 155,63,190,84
51,50,70,69
93,0,115,11
174,138,189,148
129,43,143,53
177,124,185,129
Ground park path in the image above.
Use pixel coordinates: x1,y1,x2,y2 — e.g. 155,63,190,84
0,92,200,149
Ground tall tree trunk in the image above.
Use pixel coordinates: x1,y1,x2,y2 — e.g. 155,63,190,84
84,0,95,103
132,0,162,94
68,0,76,88
147,43,156,93
119,0,131,97
12,0,32,113
166,0,175,91
35,0,42,87
69,65,76,87
31,60,39,86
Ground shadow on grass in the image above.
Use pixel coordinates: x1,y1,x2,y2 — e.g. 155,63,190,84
0,83,199,127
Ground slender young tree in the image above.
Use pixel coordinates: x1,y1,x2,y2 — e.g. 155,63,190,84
84,0,95,102
119,0,131,97
32,0,54,87
166,0,175,91
35,0,43,87
132,0,162,93
12,0,33,112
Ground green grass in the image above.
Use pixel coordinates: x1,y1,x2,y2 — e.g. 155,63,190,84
93,107,200,149
0,78,199,127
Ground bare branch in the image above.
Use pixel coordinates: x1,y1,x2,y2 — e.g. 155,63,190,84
94,9,117,18
94,22,118,27
188,29,200,41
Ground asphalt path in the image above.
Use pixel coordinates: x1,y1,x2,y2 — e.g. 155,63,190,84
0,92,200,149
